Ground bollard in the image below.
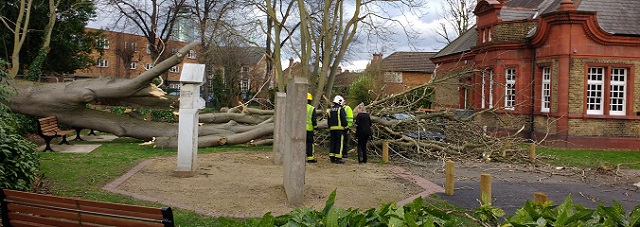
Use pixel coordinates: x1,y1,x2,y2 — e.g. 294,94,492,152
534,192,547,203
502,140,511,157
382,141,389,163
529,143,537,161
445,160,455,195
480,174,492,205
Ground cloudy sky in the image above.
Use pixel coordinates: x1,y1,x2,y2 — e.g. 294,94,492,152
87,0,452,71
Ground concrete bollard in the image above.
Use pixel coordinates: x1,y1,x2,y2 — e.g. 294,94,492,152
534,192,548,203
382,141,389,163
445,160,454,195
480,174,492,205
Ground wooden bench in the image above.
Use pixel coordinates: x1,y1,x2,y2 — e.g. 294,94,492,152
37,116,75,152
0,188,175,227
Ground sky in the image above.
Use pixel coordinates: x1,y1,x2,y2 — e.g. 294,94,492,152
87,0,451,72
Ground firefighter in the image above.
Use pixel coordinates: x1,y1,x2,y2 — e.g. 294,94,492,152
328,95,347,164
306,93,318,163
342,100,353,158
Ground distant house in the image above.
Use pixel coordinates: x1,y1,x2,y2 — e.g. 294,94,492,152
430,0,640,150
376,52,437,96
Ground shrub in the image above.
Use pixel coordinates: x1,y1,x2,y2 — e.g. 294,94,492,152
0,113,39,191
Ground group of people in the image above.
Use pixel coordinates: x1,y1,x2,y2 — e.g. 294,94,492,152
306,93,372,164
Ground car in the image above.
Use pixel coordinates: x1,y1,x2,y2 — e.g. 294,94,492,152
380,112,446,141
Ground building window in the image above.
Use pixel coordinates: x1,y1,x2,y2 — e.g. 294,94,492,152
504,68,516,110
481,71,486,109
146,44,152,54
125,41,137,50
488,29,492,42
145,63,153,70
97,59,108,68
241,66,249,73
188,50,196,59
97,38,109,49
171,48,179,54
488,70,494,108
130,62,137,69
610,68,627,116
169,66,180,73
482,29,487,43
541,67,551,112
587,67,604,115
241,78,250,93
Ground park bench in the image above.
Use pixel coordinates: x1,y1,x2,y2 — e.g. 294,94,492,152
0,188,175,227
37,116,75,152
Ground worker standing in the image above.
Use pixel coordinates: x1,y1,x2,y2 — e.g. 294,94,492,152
306,93,318,163
342,100,353,158
328,95,347,164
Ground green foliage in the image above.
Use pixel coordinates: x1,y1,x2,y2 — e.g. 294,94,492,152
347,75,378,105
474,193,505,225
538,147,640,169
0,112,39,191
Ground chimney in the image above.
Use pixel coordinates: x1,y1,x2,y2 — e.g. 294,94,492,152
337,66,343,73
372,53,382,63
288,58,294,67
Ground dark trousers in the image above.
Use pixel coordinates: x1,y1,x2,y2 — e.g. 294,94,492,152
357,134,369,163
329,130,344,158
306,131,314,159
342,131,349,158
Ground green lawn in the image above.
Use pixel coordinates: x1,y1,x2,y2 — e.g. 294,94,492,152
536,147,640,169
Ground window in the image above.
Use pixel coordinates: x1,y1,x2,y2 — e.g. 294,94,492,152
97,38,109,49
97,59,108,68
482,29,487,43
241,66,249,73
586,67,604,115
488,29,492,42
170,66,180,73
610,68,627,115
241,78,250,93
541,67,551,112
488,70,494,108
481,71,486,108
145,63,153,70
125,42,137,51
383,72,402,83
146,44,152,54
171,48,179,54
504,68,516,110
130,62,137,69
188,50,196,59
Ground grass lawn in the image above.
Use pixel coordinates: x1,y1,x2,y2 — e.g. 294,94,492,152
536,147,640,169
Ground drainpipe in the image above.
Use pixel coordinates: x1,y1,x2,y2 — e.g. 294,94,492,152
528,39,536,141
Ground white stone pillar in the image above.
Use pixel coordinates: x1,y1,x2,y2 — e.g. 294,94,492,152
176,63,206,174
283,77,308,207
273,92,286,165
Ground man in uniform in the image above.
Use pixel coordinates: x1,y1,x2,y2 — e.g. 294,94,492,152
306,93,318,163
328,95,347,164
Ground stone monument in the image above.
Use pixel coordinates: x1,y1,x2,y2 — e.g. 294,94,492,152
176,63,206,174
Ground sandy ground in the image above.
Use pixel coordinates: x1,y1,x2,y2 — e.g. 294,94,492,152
114,149,640,217
116,150,424,217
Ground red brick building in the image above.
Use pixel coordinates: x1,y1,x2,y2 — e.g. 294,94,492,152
431,0,640,150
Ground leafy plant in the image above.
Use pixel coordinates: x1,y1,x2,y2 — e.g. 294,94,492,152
474,193,505,225
0,112,39,191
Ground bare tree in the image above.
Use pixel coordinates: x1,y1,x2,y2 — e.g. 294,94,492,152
114,37,137,78
1,0,33,77
434,0,476,44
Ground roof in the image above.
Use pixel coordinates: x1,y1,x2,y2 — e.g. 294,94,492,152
333,72,360,88
432,25,478,59
380,52,437,73
433,0,640,59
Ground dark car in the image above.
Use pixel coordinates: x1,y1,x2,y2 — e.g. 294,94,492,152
380,113,446,141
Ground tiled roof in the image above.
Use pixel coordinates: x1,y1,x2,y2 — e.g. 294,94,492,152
577,0,640,35
380,52,437,73
432,25,478,59
500,8,538,21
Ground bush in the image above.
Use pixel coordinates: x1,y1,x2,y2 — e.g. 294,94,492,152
0,113,39,191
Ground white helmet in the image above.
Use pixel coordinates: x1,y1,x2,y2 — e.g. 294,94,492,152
333,95,344,104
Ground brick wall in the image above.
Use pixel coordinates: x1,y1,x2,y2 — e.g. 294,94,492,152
533,115,557,134
433,71,461,108
493,21,537,42
568,119,640,137
383,71,432,95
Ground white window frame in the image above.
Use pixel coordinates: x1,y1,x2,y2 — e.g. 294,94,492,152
504,68,516,110
482,29,487,43
488,29,492,42
145,63,153,70
146,44,152,54
169,66,180,73
489,70,494,108
97,38,109,49
125,41,137,50
587,67,605,115
609,68,626,116
130,62,137,70
97,59,108,68
241,66,249,73
241,78,250,93
541,67,551,112
188,50,197,59
481,71,486,109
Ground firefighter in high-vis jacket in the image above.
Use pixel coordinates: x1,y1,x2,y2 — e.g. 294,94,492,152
306,93,318,163
342,101,353,158
328,95,347,164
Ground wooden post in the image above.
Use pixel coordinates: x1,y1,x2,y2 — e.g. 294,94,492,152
445,161,454,195
529,143,537,161
534,192,547,203
382,141,389,163
502,141,511,157
480,174,492,205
